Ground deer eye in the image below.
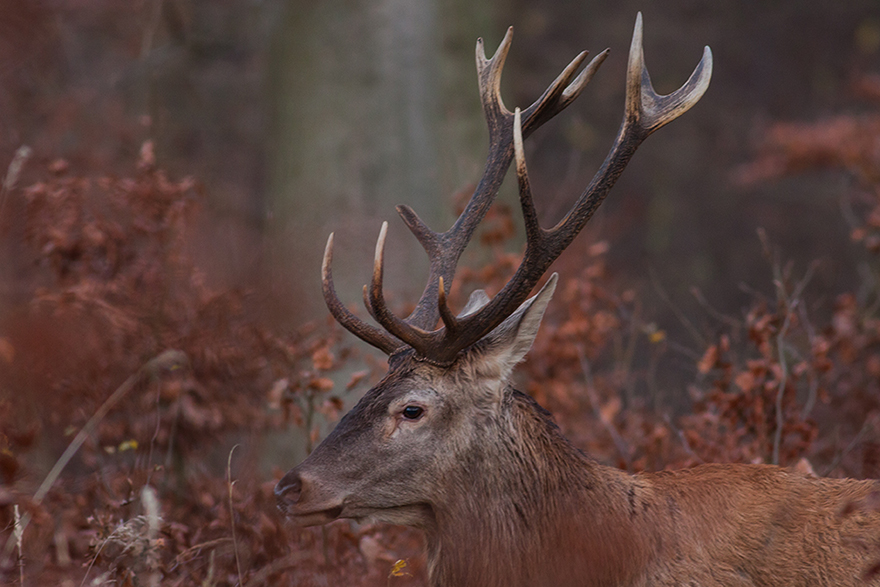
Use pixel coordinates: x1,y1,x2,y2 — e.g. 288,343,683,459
402,405,424,420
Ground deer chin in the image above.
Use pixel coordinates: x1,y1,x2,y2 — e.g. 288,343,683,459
290,500,434,529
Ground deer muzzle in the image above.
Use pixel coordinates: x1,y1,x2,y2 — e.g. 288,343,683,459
275,469,345,525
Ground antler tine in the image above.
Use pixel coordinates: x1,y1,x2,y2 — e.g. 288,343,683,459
626,12,713,134
437,276,458,333
513,108,545,245
365,222,434,351
476,27,515,121
563,50,608,102
321,233,400,354
522,48,609,134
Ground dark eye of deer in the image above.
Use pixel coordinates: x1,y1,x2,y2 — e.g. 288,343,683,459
402,406,424,420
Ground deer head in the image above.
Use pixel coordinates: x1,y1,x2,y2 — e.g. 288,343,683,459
276,13,713,586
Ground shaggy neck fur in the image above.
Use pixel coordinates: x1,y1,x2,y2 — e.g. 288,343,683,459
425,388,650,587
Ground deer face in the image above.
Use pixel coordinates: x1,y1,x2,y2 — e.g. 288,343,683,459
275,362,455,528
275,276,559,528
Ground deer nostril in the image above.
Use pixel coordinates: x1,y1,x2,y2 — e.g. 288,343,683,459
274,471,302,506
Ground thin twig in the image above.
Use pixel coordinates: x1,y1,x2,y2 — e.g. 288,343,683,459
227,445,244,586
202,550,216,587
664,339,702,362
576,344,630,467
620,302,642,407
242,552,312,587
690,286,742,330
649,266,706,348
822,419,873,477
140,0,163,59
797,302,820,419
772,324,791,466
169,537,233,569
769,244,816,465
145,376,164,488
663,413,704,464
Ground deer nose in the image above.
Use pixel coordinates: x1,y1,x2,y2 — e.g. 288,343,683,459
274,471,302,508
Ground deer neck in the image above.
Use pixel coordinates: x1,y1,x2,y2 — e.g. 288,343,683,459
426,389,652,587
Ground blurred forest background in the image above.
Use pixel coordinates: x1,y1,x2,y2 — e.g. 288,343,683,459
1,0,880,585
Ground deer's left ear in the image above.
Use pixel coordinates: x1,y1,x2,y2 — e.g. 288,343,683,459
471,273,558,381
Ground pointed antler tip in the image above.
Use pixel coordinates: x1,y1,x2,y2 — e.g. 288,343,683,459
493,27,514,60
437,275,460,332
513,107,525,167
630,13,644,51
374,222,389,260
397,204,416,222
699,46,714,85
322,233,335,270
702,45,714,68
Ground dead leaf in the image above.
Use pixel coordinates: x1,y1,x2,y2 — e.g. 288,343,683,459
312,346,334,371
697,345,719,374
267,378,290,410
346,370,369,390
309,377,334,391
734,370,755,393
0,337,14,363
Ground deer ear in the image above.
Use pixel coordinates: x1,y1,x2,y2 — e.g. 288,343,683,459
472,273,558,380
458,289,491,317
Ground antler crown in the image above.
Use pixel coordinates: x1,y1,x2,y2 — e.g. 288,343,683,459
321,13,712,364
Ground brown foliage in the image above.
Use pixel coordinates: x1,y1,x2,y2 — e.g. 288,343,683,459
0,146,418,585
4,71,880,585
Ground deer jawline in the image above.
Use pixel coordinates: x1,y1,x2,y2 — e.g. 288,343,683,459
288,501,435,530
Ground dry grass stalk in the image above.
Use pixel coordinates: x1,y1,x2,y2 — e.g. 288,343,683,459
13,504,23,587
228,445,244,586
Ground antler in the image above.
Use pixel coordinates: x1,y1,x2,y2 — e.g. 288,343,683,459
323,13,712,363
321,22,606,353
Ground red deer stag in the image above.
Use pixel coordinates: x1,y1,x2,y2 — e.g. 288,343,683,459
276,14,880,587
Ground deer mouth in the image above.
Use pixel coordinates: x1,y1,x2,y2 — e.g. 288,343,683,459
282,503,345,526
